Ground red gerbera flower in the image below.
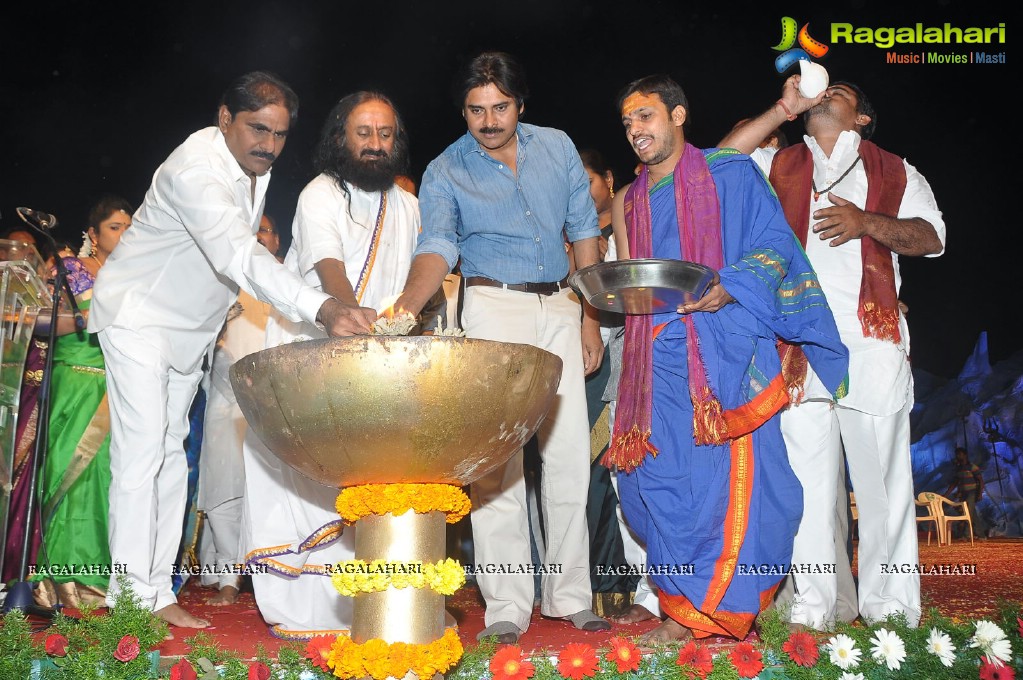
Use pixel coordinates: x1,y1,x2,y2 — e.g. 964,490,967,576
781,630,819,667
304,636,334,671
169,658,198,680
676,639,714,678
490,645,535,680
604,636,642,673
729,641,764,679
556,642,599,679
981,658,1017,680
1017,616,1023,639
45,633,69,657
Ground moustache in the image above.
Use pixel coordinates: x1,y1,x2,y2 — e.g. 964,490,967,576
479,126,504,135
360,149,388,159
251,151,277,162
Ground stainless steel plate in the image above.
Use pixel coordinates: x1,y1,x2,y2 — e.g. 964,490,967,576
569,258,716,315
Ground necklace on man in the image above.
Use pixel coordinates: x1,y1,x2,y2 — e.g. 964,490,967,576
813,154,861,201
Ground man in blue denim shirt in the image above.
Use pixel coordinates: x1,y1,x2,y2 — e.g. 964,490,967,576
394,51,609,643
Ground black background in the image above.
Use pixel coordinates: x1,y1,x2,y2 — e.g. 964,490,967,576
1,1,1014,378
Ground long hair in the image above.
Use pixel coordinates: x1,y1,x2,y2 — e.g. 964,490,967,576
219,71,299,126
455,51,529,109
313,92,409,206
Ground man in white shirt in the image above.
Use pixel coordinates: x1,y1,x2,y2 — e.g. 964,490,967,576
88,71,376,629
721,76,944,630
241,91,423,637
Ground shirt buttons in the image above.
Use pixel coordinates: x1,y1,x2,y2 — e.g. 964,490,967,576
525,211,531,216
534,237,541,242
539,265,544,270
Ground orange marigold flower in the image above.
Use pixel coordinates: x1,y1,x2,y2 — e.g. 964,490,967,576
604,636,642,673
782,630,820,667
490,645,535,680
676,639,713,678
556,643,598,679
729,641,764,679
335,483,470,524
304,636,334,671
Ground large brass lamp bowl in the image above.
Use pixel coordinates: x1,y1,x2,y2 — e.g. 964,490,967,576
230,336,563,489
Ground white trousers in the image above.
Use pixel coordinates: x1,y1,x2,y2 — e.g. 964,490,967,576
773,455,857,623
241,431,354,632
463,286,593,632
99,327,202,611
782,398,920,628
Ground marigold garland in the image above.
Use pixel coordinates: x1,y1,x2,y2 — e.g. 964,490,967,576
330,558,466,597
335,483,471,524
327,627,463,680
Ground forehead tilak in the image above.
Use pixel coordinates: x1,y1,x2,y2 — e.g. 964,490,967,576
622,92,662,117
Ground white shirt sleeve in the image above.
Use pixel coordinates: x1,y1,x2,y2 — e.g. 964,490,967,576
294,178,349,278
899,160,945,257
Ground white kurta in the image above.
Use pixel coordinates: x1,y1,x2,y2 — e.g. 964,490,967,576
753,132,945,628
242,177,420,634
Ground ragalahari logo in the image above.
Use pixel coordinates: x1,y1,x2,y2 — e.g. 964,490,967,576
771,17,829,73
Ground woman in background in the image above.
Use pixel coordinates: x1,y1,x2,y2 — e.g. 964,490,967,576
33,195,132,607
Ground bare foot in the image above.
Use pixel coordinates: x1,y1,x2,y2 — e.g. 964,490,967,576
612,604,658,624
637,617,693,646
156,603,210,628
207,585,239,606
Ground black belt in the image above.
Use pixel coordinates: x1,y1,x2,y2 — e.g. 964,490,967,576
464,276,569,296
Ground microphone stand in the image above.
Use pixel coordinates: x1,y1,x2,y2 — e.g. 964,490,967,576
1,230,82,619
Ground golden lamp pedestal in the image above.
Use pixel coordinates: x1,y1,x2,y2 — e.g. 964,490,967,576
231,336,562,679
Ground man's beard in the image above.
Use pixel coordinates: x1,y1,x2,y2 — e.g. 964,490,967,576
339,145,405,193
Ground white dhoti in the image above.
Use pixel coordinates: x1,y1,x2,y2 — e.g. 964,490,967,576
610,471,661,616
242,429,355,635
197,292,270,590
606,401,660,617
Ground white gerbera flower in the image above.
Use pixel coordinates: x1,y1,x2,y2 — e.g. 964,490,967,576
827,633,862,670
970,619,1013,666
840,673,865,680
870,628,907,671
926,627,957,667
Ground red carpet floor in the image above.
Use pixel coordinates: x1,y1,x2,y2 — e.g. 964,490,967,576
134,537,1023,661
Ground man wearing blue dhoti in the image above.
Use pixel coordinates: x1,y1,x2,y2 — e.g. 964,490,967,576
607,74,848,643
